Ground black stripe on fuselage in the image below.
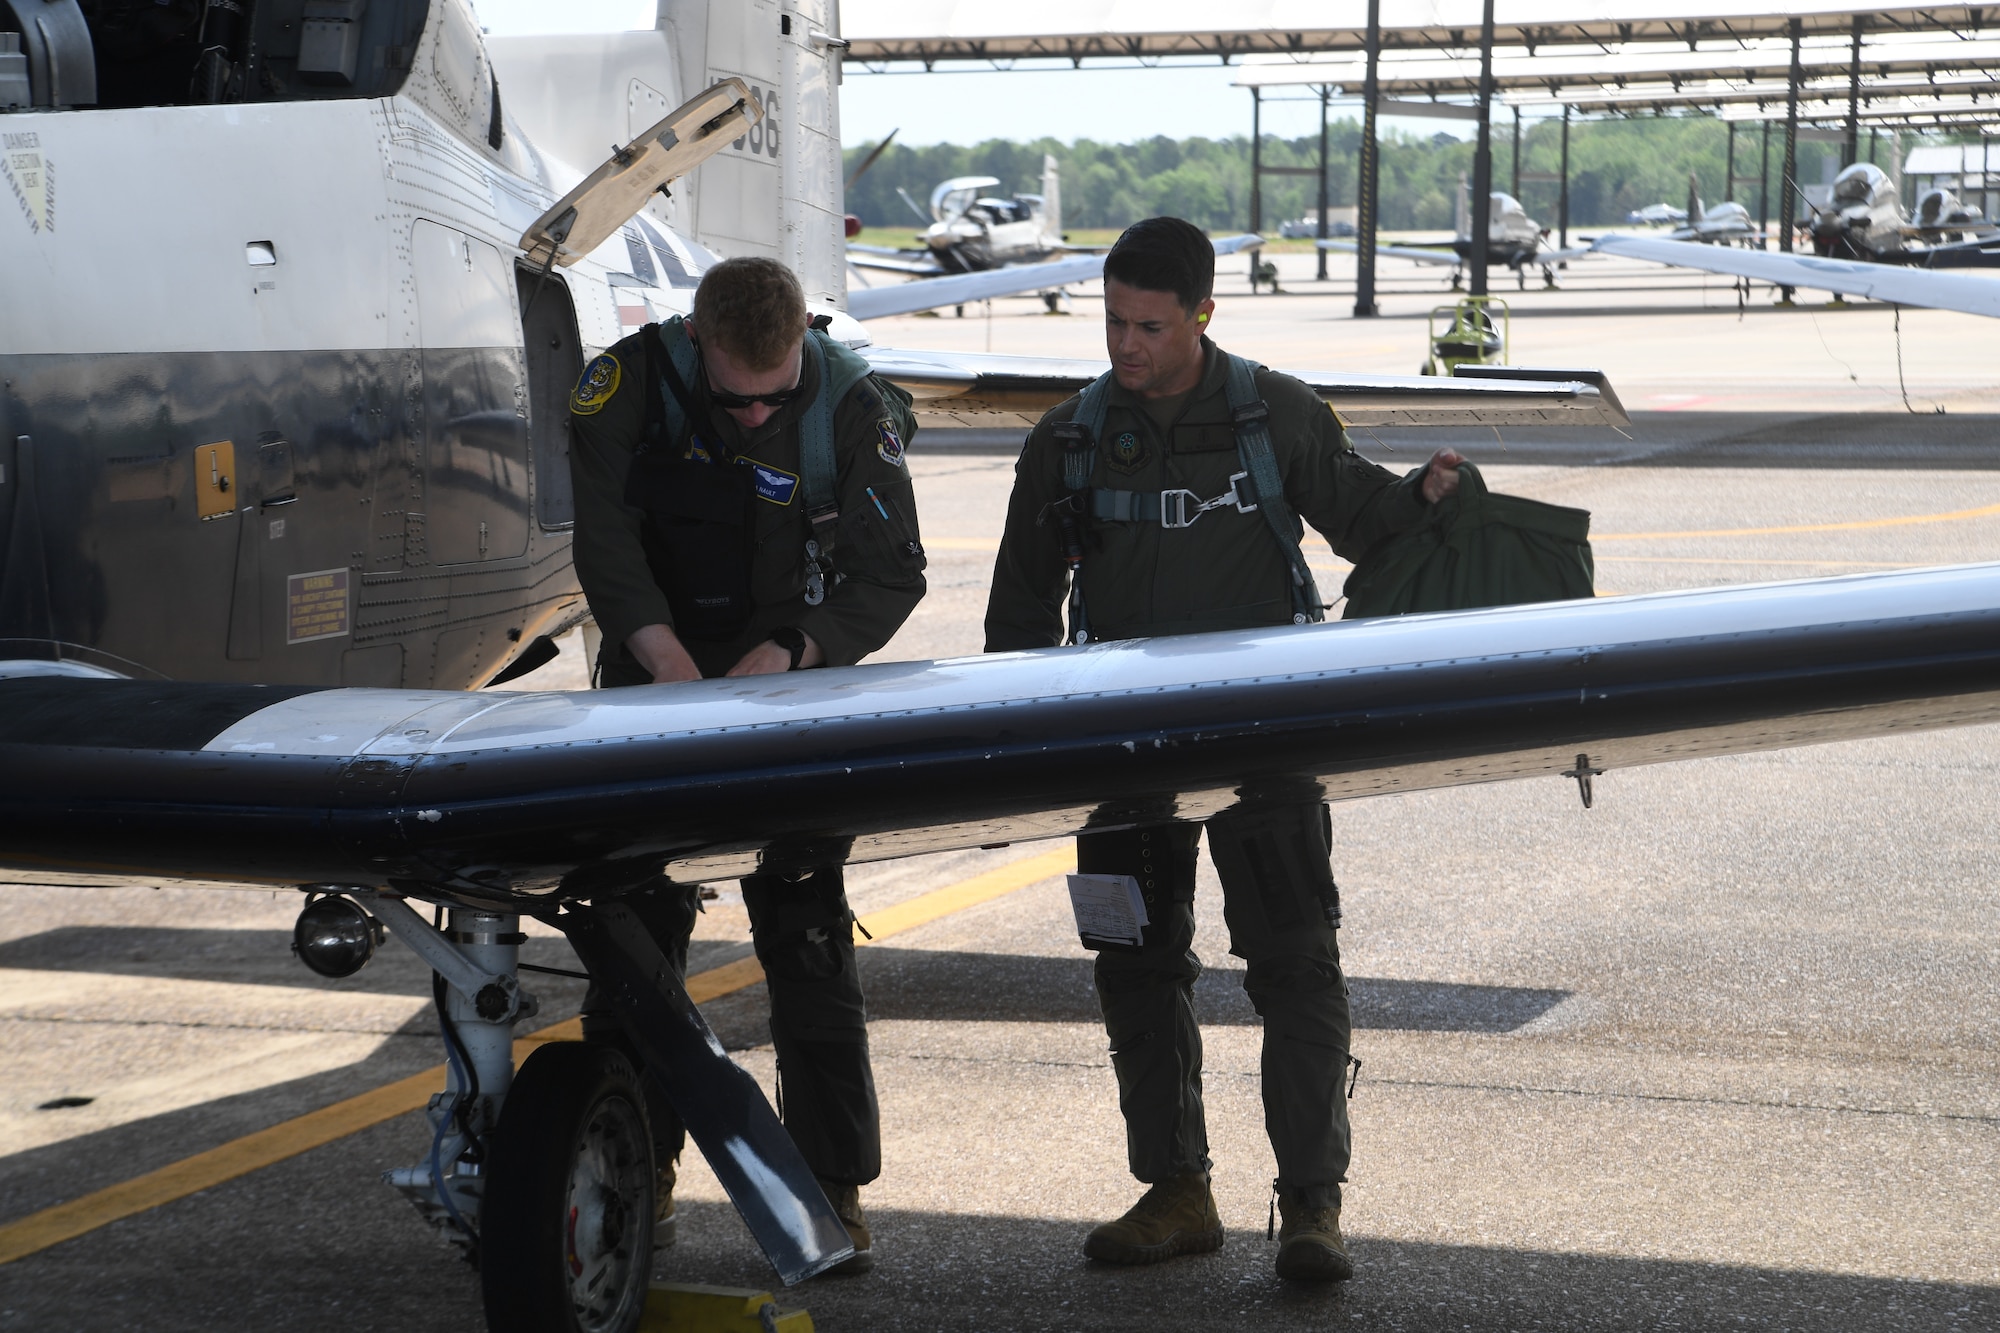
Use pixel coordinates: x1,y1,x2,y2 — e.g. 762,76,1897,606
0,678,327,749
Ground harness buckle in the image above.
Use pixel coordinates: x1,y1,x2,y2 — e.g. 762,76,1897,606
1159,472,1259,529
1231,400,1271,427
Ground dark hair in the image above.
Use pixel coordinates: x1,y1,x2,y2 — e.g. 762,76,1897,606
693,257,808,370
1103,216,1214,314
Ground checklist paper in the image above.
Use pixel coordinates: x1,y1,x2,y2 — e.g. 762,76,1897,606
1065,873,1150,948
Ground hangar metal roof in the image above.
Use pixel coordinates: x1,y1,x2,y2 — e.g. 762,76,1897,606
844,2,1998,66
1227,35,2000,95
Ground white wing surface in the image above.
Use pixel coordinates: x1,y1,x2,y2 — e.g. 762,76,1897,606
849,235,1265,321
1591,234,2000,319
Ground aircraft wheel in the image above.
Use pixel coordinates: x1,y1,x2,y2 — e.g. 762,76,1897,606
481,1042,655,1333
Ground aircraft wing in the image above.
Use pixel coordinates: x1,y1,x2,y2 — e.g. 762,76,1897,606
1319,239,1462,266
1591,234,2000,319
848,234,1265,320
4,563,1999,895
861,348,1630,430
847,251,947,276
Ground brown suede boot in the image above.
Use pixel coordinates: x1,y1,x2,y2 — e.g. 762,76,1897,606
817,1179,874,1276
1273,1188,1352,1282
653,1158,677,1249
1083,1171,1225,1265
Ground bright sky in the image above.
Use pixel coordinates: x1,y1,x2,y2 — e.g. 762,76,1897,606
466,3,1474,145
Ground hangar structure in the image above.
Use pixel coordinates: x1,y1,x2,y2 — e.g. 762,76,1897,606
844,2,2000,311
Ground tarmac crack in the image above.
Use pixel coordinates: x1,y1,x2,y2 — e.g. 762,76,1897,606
883,1052,2000,1125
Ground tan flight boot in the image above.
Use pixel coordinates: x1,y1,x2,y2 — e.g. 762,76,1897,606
1273,1187,1353,1282
654,1158,678,1249
1082,1171,1225,1265
817,1179,874,1276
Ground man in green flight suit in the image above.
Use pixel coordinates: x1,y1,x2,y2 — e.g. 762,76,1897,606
984,218,1465,1282
568,256,928,1274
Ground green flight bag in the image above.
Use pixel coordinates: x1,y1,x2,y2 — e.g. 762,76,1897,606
1341,462,1594,619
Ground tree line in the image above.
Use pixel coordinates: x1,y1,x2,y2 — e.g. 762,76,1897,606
843,115,1900,234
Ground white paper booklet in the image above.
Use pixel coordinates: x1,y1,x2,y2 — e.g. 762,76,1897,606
1065,873,1150,948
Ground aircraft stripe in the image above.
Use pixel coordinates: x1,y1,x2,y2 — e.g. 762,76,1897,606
0,847,1076,1267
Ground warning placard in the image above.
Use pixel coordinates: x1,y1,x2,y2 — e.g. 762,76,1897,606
287,568,351,644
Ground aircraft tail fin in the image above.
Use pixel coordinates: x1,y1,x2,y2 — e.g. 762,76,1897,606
656,0,847,310
1455,173,1471,239
1041,154,1063,245
1688,171,1703,224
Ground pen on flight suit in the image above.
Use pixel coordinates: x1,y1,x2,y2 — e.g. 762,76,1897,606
864,486,890,520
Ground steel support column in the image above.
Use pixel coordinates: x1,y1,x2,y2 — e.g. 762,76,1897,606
1511,103,1522,199
1250,86,1263,235
1558,106,1571,249
1759,119,1772,246
1353,0,1381,317
1844,16,1863,168
1316,84,1330,281
1726,120,1737,202
1468,0,1496,297
1780,17,1802,263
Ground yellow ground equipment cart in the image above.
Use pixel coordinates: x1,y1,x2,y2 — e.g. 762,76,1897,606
1421,296,1508,376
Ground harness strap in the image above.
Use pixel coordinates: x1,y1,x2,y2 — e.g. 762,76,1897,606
1051,370,1115,644
1222,353,1325,624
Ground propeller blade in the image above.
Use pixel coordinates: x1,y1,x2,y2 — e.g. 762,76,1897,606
844,128,898,192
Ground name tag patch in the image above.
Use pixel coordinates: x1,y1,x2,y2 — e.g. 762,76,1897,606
749,461,800,506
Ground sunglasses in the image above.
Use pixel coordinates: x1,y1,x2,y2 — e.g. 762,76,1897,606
695,344,807,410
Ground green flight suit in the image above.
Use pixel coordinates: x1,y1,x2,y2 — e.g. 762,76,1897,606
984,338,1432,1205
568,318,927,1186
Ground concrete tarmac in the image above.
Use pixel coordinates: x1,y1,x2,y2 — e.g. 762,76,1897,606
3,269,1999,1332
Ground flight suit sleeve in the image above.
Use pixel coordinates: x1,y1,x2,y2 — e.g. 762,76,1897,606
1267,374,1430,561
567,343,678,652
982,409,1073,652
796,377,929,667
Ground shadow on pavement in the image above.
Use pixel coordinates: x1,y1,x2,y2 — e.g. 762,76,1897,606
858,945,1570,1033
658,1198,2000,1333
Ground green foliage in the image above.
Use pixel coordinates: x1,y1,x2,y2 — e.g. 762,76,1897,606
842,115,1901,233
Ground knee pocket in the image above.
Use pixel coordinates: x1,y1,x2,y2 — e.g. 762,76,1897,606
757,926,849,983
1242,954,1345,1017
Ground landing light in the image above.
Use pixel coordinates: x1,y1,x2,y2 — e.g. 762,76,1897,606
292,893,385,978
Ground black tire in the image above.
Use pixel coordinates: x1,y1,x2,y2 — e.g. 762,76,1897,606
481,1042,655,1333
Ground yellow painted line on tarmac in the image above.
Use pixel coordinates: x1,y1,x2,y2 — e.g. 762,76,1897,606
1596,501,2000,541
1594,556,1927,568
933,501,2000,556
0,847,1075,1266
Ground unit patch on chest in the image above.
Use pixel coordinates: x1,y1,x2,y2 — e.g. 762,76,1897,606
570,353,621,416
748,460,800,506
1107,430,1148,474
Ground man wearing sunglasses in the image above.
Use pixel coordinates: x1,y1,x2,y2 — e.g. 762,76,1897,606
568,256,928,1275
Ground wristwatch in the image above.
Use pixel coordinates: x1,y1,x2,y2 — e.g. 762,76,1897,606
769,625,809,671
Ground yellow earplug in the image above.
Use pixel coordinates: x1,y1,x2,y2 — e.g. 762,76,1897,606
1197,313,1209,323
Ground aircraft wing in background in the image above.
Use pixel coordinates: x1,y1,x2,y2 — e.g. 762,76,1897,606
1591,234,2000,319
1319,238,1463,266
847,250,947,277
861,346,1630,430
849,235,1265,320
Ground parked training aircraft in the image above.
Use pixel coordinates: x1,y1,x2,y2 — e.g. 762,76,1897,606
1805,162,1999,265
1321,178,1590,290
1626,201,1690,225
850,154,1067,276
1662,173,1762,245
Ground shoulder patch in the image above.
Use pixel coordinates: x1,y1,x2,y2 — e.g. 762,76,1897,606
875,418,906,467
571,353,622,416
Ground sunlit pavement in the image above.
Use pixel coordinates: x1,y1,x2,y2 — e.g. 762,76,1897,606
2,269,1997,1330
